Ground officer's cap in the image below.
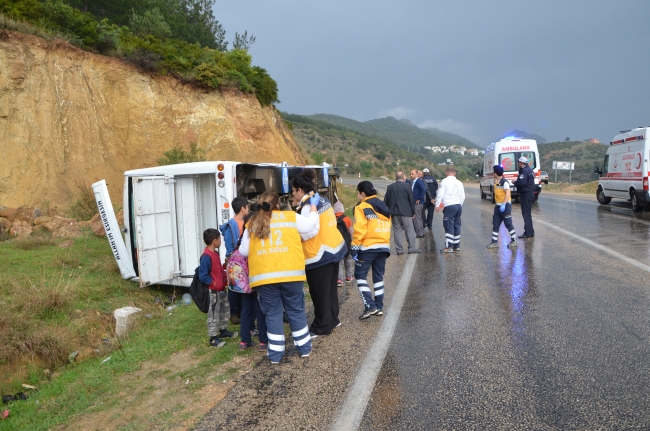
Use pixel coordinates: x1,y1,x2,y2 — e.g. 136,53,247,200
518,156,528,164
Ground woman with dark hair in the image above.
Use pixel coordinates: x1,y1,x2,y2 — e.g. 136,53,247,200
291,169,347,337
351,181,392,319
239,191,320,364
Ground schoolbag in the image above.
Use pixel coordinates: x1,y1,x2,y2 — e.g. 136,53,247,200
226,248,251,294
189,266,210,313
336,214,352,257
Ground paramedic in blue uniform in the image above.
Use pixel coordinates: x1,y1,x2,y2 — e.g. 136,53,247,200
239,191,320,364
513,156,535,238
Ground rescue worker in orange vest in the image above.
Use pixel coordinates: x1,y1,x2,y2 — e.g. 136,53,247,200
292,169,348,338
239,191,320,364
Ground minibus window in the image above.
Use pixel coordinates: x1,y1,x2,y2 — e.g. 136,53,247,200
603,155,609,175
499,153,516,171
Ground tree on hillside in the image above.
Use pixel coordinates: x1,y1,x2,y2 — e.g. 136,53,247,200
565,137,570,141
129,7,171,39
232,30,255,50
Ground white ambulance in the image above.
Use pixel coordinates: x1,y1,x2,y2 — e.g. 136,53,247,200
92,161,341,287
595,127,650,211
478,137,542,203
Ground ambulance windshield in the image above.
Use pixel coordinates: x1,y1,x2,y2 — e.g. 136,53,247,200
499,152,536,171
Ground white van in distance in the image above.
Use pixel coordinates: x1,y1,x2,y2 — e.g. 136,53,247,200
92,161,341,288
478,137,542,203
595,127,650,211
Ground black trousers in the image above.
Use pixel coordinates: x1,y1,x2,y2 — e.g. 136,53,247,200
424,201,435,228
228,289,242,317
306,261,340,335
520,191,535,236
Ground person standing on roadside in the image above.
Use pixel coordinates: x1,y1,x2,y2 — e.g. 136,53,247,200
486,165,518,248
384,172,420,255
351,181,392,319
435,166,465,253
333,201,354,287
421,168,438,231
239,192,319,364
410,169,427,238
514,156,536,238
292,170,347,338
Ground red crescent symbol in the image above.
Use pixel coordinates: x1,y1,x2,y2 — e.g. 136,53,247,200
636,153,642,170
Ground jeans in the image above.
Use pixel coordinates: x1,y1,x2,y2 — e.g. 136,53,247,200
239,291,268,345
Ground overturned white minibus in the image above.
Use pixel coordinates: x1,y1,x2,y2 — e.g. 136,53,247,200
92,161,341,287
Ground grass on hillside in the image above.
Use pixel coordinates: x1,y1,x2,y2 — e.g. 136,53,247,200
543,180,598,195
0,232,251,431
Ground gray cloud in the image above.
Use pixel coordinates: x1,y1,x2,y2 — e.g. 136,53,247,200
216,0,650,145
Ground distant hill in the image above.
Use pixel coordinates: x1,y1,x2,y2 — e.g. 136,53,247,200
281,112,483,181
309,114,479,150
538,141,607,183
503,130,547,144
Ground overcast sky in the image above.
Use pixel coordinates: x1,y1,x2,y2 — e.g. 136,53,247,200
216,1,650,146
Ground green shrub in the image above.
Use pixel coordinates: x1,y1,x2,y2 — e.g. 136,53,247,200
68,183,99,221
157,142,206,166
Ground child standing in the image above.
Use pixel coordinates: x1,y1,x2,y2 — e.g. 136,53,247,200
435,166,465,253
221,196,249,324
199,228,236,347
333,201,354,287
486,165,518,248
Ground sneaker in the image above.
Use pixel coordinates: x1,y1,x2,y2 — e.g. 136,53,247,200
375,308,383,316
408,249,421,254
337,279,344,287
309,332,319,339
258,342,268,351
335,322,342,328
454,247,460,252
250,329,259,337
209,336,225,348
346,276,352,282
270,361,279,365
359,307,378,319
441,248,454,253
229,315,241,325
301,352,311,358
508,240,518,248
219,329,236,338
486,241,499,249
239,341,255,350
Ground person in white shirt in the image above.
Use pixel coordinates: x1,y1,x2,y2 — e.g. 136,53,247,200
435,166,465,253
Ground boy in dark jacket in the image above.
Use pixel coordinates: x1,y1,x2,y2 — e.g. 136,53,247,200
200,228,235,347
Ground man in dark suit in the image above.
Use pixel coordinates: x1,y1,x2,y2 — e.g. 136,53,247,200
384,172,420,255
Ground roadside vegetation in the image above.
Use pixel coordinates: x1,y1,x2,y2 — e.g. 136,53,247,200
539,140,606,184
0,0,278,106
283,112,483,181
0,231,252,430
543,180,598,195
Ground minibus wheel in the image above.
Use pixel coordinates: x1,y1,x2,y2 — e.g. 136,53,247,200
631,190,643,212
596,186,611,205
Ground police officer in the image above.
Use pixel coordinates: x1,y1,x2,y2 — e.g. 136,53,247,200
421,168,438,230
513,156,535,238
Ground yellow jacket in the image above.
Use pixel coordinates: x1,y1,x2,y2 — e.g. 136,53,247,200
296,195,347,270
352,196,391,255
247,211,306,288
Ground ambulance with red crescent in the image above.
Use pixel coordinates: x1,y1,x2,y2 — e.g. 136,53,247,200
478,137,542,203
595,127,650,211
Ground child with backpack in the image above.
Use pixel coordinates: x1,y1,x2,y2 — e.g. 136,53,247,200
220,196,249,325
334,201,354,287
199,228,236,347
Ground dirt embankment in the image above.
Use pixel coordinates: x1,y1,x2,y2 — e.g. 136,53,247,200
0,30,306,207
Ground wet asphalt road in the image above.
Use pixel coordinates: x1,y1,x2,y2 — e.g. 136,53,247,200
359,187,650,429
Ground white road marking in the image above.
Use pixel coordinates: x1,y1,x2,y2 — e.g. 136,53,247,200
536,219,650,273
331,246,419,431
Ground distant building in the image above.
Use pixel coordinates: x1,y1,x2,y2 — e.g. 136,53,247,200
470,150,479,156
423,146,431,150
585,138,600,144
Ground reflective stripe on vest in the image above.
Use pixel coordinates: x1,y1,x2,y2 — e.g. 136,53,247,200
248,211,306,288
301,202,346,266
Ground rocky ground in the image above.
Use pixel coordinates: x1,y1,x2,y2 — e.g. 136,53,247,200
0,206,121,239
194,249,408,431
